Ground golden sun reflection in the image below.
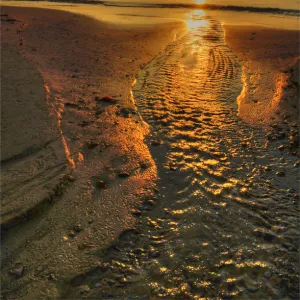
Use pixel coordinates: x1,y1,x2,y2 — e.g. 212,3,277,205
186,10,207,31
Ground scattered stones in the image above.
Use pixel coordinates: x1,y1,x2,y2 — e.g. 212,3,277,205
96,180,107,189
94,95,117,104
276,171,286,177
9,263,24,277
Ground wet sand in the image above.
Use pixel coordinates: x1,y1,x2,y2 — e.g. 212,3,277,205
225,25,299,125
1,6,185,298
1,4,299,300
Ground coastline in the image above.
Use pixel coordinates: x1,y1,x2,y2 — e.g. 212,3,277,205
1,3,299,299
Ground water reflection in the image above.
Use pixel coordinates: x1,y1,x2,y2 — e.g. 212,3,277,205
67,14,299,299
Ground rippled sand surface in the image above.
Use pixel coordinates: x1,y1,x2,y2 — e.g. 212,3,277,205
68,16,299,299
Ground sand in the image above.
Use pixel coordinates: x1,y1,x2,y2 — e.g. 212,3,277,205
1,6,185,299
225,25,299,125
1,4,299,299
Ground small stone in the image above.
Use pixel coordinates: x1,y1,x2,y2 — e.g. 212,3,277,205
147,200,156,206
278,145,285,151
241,142,248,147
131,209,141,216
69,231,76,237
276,171,285,177
264,271,272,279
294,161,300,167
150,140,163,146
277,132,286,139
96,180,107,189
95,283,102,288
140,162,148,169
78,285,90,294
95,95,117,104
264,166,271,171
73,224,82,233
253,227,277,242
48,274,57,281
86,141,99,149
118,172,130,178
119,108,131,117
9,263,24,277
148,250,160,258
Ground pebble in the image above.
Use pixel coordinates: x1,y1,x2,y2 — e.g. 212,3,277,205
131,209,141,216
9,263,24,277
119,108,131,117
148,250,160,258
140,162,148,169
95,95,117,104
48,274,57,281
264,166,272,171
276,171,285,177
253,227,277,242
147,200,156,206
86,141,99,149
150,140,163,146
96,180,107,189
294,161,300,167
118,172,130,178
278,145,285,151
73,224,82,233
69,231,76,237
78,285,90,294
264,270,272,279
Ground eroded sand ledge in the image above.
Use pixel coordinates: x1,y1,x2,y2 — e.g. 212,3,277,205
1,6,185,298
225,25,299,125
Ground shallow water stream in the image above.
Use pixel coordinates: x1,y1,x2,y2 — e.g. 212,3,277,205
68,16,299,300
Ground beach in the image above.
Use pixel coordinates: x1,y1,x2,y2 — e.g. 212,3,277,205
1,2,299,299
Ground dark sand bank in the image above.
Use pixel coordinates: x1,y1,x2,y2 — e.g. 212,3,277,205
1,6,185,298
225,25,299,125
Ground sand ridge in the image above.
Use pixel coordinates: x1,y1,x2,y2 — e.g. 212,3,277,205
225,25,299,125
